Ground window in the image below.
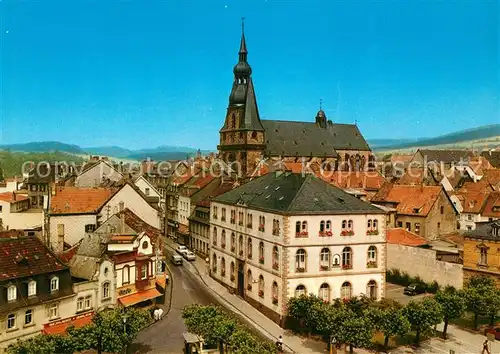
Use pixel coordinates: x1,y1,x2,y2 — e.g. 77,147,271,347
480,247,488,265
7,314,16,329
213,206,218,219
49,303,59,319
341,220,347,230
397,221,403,227
102,282,110,299
28,281,36,296
247,237,252,258
367,246,377,268
405,222,411,231
302,221,308,232
295,221,301,234
342,247,352,269
373,219,378,230
320,220,325,232
272,282,279,304
295,249,306,272
467,226,472,231
326,220,331,231
320,248,330,270
367,280,378,300
83,295,91,309
347,220,353,230
85,224,96,233
415,223,421,235
7,285,16,301
145,187,150,196
259,216,265,231
367,219,372,229
258,275,264,298
230,209,236,224
440,206,444,215
467,214,473,221
231,232,236,252
272,246,279,270
221,208,226,221
319,283,330,302
25,310,33,325
238,211,244,226
230,262,235,281
272,219,280,236
142,241,148,249
221,230,226,248
77,297,84,312
140,265,147,279
213,227,217,246
295,285,306,297
221,257,226,276
212,253,217,273
259,242,265,264
123,265,130,284
341,282,352,299
247,213,253,228
247,270,253,291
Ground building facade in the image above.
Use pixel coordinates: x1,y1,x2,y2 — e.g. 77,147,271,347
209,172,386,325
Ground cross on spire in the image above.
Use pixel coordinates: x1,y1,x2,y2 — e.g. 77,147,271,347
241,17,245,34
319,98,323,110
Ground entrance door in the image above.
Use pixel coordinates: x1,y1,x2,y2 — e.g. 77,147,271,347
237,263,244,297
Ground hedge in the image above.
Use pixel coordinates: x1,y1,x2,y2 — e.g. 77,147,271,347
386,269,440,294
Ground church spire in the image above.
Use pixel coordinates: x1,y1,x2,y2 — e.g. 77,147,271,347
239,17,248,61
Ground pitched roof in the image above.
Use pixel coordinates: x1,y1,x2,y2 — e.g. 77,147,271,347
464,220,500,241
320,172,386,191
482,192,500,218
417,149,475,164
482,169,500,188
116,208,162,248
481,150,500,168
371,183,443,216
0,236,67,280
0,192,28,203
196,181,236,207
213,172,383,215
396,167,440,186
455,190,490,214
387,228,429,247
50,187,117,214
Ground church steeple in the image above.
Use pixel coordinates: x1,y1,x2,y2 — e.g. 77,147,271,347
239,19,248,62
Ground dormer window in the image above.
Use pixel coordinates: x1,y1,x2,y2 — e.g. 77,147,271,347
7,285,16,302
28,281,36,297
50,276,59,292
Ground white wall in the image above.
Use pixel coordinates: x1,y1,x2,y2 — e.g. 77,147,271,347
134,177,162,203
49,214,97,249
99,184,160,229
75,161,123,188
0,201,43,230
178,196,191,225
96,260,116,310
0,181,20,193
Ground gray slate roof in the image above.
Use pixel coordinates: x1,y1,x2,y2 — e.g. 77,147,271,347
481,151,500,168
464,220,500,241
213,172,383,215
261,120,369,157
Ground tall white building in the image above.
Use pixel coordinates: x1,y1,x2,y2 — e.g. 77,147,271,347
210,172,386,325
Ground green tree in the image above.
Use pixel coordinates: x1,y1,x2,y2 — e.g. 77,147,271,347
183,305,236,347
7,334,75,354
368,306,410,349
228,327,276,354
286,294,324,333
484,288,500,326
465,275,497,329
403,298,443,346
336,310,374,354
435,287,466,339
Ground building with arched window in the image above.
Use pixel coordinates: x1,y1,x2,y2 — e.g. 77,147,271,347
209,171,386,326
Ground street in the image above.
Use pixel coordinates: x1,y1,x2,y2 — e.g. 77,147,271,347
131,247,216,354
385,283,431,305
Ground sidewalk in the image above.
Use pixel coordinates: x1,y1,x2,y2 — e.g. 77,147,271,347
165,239,369,354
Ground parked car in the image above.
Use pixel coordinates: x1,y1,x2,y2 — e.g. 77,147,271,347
403,283,425,296
176,245,188,256
171,254,183,266
184,251,196,261
485,327,500,340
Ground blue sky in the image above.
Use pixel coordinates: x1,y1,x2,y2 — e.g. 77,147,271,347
1,0,498,150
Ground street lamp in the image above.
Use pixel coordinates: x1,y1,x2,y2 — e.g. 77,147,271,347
122,314,128,354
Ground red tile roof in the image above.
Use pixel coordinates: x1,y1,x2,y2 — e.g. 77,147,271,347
455,191,490,214
372,183,442,216
0,192,28,203
118,288,162,307
59,241,81,263
117,208,163,248
42,311,94,335
0,236,67,280
178,224,189,235
387,228,429,247
482,192,500,218
320,172,386,191
50,187,116,214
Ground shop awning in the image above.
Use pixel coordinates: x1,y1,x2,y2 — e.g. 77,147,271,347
42,311,94,335
118,288,162,307
156,274,168,290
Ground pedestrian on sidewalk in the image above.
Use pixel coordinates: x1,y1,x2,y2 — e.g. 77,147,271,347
157,307,164,320
276,335,283,353
153,308,159,322
482,339,491,354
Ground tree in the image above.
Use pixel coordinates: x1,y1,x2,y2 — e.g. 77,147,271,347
335,310,374,354
484,288,500,326
286,294,324,333
435,287,466,339
228,327,276,354
465,275,497,329
403,298,443,346
368,306,410,349
7,334,75,354
183,305,236,347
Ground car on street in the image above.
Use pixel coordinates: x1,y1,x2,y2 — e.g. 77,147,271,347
403,283,425,296
485,327,500,340
183,251,196,261
176,245,188,256
171,254,183,265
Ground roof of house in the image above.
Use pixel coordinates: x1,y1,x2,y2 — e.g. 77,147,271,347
50,187,117,214
390,154,413,165
25,164,57,184
213,172,383,215
116,208,162,247
482,192,500,218
464,220,500,241
417,149,475,164
196,181,236,207
481,150,500,168
320,172,386,191
396,167,440,186
482,169,500,188
250,160,320,178
455,191,490,214
386,228,430,247
0,192,28,203
0,236,67,280
372,183,443,216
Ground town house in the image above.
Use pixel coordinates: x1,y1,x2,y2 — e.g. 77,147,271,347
210,172,386,325
74,157,124,188
0,192,43,232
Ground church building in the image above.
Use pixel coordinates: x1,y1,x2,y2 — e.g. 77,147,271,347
218,26,374,176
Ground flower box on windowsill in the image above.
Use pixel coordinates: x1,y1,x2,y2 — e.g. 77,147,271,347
340,230,354,236
259,257,265,264
239,250,244,256
230,275,235,282
221,243,226,249
320,265,329,271
258,290,264,298
231,247,236,252
221,217,226,222
367,261,377,268
319,231,333,237
341,264,352,270
272,262,279,270
258,225,265,232
366,230,379,235
238,221,243,226
296,231,309,238
296,267,305,273
272,297,278,305
247,285,252,291
272,229,280,236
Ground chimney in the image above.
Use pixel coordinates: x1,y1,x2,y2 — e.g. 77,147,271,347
120,212,125,233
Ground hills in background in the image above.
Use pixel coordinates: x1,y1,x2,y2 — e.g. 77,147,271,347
1,124,499,160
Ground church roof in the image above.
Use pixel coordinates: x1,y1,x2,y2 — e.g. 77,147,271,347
213,172,383,215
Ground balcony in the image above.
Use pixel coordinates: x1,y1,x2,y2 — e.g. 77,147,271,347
341,264,353,270
367,261,377,268
135,278,151,291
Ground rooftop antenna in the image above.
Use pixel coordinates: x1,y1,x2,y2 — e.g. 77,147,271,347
319,98,323,110
241,17,245,33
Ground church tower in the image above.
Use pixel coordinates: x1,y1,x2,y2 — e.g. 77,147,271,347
218,21,266,176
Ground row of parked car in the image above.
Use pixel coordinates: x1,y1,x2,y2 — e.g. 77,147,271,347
171,245,196,265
